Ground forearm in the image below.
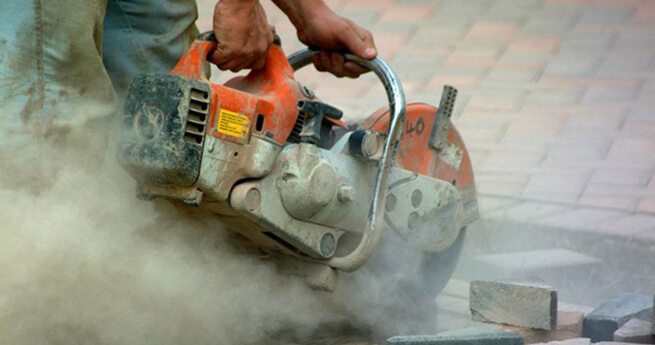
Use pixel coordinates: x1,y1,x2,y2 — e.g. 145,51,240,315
271,0,331,31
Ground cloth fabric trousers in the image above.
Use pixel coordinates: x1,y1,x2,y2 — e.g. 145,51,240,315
0,0,199,147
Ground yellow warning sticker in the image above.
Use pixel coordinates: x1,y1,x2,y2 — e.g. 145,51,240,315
217,108,250,138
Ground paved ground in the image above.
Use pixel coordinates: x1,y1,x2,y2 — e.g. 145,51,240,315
197,0,655,243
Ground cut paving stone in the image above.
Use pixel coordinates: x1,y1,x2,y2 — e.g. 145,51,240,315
583,293,653,342
613,318,654,344
387,328,524,345
501,311,584,344
470,280,557,331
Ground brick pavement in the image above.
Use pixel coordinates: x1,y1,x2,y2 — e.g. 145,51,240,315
195,0,655,241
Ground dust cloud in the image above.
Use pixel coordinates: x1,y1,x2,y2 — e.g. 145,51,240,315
0,124,334,344
0,117,434,344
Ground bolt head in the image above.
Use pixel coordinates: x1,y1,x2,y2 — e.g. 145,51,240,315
337,185,356,202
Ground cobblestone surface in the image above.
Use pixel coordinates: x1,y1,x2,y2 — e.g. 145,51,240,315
195,0,655,242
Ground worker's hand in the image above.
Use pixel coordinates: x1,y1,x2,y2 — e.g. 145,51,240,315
211,0,274,71
296,5,377,78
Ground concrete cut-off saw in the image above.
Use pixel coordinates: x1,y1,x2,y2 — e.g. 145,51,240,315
118,32,478,298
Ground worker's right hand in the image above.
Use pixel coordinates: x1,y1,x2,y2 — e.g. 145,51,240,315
210,0,274,72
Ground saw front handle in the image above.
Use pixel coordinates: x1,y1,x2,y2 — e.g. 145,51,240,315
288,50,407,272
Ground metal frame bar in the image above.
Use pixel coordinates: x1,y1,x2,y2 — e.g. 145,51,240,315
288,50,407,272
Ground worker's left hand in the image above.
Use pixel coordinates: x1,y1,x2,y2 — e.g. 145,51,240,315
296,5,377,78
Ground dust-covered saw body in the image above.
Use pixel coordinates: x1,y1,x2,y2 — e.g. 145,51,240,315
118,32,478,294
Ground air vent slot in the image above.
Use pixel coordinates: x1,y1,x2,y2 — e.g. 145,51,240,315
184,87,210,146
287,112,305,144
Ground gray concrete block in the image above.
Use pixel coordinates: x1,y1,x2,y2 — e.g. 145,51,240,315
470,280,557,331
582,293,653,342
613,318,654,344
387,328,523,345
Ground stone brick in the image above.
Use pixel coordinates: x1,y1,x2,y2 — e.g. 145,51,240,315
470,280,557,331
387,328,524,345
533,207,626,231
507,37,561,55
613,318,654,344
583,293,653,342
484,201,572,223
466,23,518,41
637,198,655,214
501,311,584,344
543,53,603,77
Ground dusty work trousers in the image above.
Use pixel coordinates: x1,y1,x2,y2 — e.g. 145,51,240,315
0,0,199,152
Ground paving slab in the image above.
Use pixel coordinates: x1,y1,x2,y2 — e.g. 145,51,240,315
613,318,655,344
583,293,653,342
470,280,557,330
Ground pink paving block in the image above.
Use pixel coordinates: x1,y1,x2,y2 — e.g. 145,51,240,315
597,214,655,235
466,94,526,111
539,77,641,88
427,75,483,88
606,138,655,164
456,126,507,144
476,172,531,198
504,117,565,138
481,151,548,172
578,195,640,212
621,122,655,138
588,167,654,187
442,55,497,68
465,23,517,41
534,207,627,231
379,4,436,22
638,198,655,214
563,111,627,132
635,5,655,20
507,37,562,55
544,0,633,5
523,171,592,196
311,79,373,100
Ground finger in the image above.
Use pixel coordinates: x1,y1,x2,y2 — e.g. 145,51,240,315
339,21,377,60
251,54,268,70
329,53,357,78
269,24,276,34
220,59,243,72
343,61,369,76
313,54,326,72
209,49,231,67
319,50,333,72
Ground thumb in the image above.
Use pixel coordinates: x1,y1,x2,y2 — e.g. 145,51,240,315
340,22,377,60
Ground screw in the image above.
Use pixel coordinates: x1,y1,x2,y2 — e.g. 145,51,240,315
337,185,356,202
